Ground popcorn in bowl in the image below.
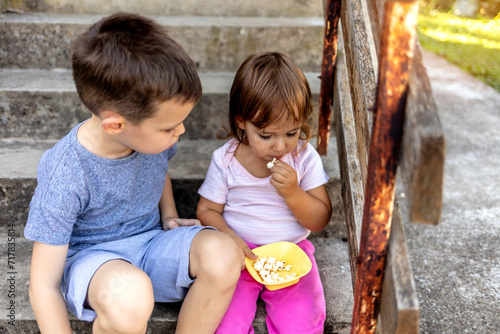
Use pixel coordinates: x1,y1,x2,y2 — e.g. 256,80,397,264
253,257,298,284
245,241,312,290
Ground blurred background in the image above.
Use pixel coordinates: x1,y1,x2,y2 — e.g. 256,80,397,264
417,0,499,91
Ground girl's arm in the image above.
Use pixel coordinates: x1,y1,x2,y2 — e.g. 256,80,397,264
197,196,257,268
29,242,72,334
159,173,200,230
270,162,332,231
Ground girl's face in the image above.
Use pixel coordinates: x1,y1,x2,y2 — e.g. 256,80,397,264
237,118,301,163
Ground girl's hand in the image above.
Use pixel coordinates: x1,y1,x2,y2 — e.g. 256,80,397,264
162,217,201,230
232,234,258,270
269,160,299,200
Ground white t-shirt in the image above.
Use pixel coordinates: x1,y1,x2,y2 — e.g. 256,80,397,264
198,139,329,246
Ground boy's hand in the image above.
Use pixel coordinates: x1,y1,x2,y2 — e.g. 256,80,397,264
163,217,201,230
269,160,299,200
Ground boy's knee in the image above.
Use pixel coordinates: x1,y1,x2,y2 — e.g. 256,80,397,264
191,231,240,281
90,262,154,333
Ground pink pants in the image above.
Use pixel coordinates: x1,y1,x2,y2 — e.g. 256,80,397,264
216,239,326,334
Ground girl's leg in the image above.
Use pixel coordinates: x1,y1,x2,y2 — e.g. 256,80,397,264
87,259,155,334
215,269,264,334
260,240,326,334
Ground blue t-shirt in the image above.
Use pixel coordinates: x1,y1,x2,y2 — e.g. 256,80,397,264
24,121,177,251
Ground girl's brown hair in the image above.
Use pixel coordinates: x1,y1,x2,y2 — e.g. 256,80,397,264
223,52,313,144
71,12,202,124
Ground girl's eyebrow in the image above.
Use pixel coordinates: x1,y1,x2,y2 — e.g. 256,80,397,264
262,126,301,133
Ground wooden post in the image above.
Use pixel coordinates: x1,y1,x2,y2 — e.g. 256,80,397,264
350,1,419,333
317,0,341,155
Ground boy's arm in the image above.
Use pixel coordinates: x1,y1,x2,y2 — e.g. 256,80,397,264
29,242,72,333
159,172,200,230
197,196,257,268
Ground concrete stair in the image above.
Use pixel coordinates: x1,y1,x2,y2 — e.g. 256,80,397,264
0,1,354,332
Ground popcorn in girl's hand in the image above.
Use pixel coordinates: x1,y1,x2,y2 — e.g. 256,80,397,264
253,257,295,283
266,158,279,169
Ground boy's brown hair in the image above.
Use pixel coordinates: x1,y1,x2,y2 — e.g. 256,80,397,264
224,52,313,144
71,12,202,123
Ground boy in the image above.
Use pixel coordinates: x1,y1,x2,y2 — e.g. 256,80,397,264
24,12,240,334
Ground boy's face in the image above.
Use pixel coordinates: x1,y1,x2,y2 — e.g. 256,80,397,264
121,99,194,155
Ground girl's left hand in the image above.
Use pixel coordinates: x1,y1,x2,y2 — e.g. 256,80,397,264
162,217,201,230
269,160,299,199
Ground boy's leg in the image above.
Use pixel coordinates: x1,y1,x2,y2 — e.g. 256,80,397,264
87,260,155,334
176,229,241,334
215,269,263,334
260,240,326,334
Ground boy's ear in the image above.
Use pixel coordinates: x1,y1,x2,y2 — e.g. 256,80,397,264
100,111,127,135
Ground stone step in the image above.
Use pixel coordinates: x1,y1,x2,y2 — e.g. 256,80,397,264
2,0,324,17
0,138,346,238
0,69,321,140
0,234,352,333
0,137,352,333
0,13,324,72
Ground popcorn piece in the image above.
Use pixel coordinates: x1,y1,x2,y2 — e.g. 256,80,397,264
253,256,296,284
267,158,279,169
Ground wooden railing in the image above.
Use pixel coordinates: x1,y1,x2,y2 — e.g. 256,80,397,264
318,0,445,333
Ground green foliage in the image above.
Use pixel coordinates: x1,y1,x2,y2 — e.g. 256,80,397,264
419,0,500,18
417,11,500,91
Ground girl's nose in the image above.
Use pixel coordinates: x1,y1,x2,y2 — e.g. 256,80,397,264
273,137,286,151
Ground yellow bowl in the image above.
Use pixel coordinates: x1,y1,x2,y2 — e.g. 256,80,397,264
245,241,312,290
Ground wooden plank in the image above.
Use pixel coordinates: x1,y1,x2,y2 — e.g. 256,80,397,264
340,0,378,185
365,0,385,57
400,43,445,225
333,25,365,288
351,1,419,332
335,23,421,334
379,200,420,334
317,0,342,155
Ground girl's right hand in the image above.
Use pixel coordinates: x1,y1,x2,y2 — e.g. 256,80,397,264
232,235,258,270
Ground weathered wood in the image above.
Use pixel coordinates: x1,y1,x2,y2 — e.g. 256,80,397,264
379,200,420,334
400,43,445,224
317,0,342,155
365,0,445,225
333,25,364,288
334,15,421,334
365,0,386,57
335,25,421,334
351,1,419,333
340,0,377,185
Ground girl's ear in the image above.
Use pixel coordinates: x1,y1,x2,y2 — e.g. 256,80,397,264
235,117,246,130
100,111,127,135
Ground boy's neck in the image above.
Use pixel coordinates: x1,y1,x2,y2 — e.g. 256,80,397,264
77,115,134,159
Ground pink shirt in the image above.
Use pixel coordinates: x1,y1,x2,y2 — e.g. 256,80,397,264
198,139,329,246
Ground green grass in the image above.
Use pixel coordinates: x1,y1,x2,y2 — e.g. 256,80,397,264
417,11,500,91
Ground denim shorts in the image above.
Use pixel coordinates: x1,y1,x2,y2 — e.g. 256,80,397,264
61,225,212,321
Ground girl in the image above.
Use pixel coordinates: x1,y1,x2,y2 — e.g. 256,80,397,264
197,52,332,334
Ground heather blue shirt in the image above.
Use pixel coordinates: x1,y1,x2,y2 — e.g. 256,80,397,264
24,121,177,251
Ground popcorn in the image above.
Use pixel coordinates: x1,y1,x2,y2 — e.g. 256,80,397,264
266,158,278,169
253,256,295,284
